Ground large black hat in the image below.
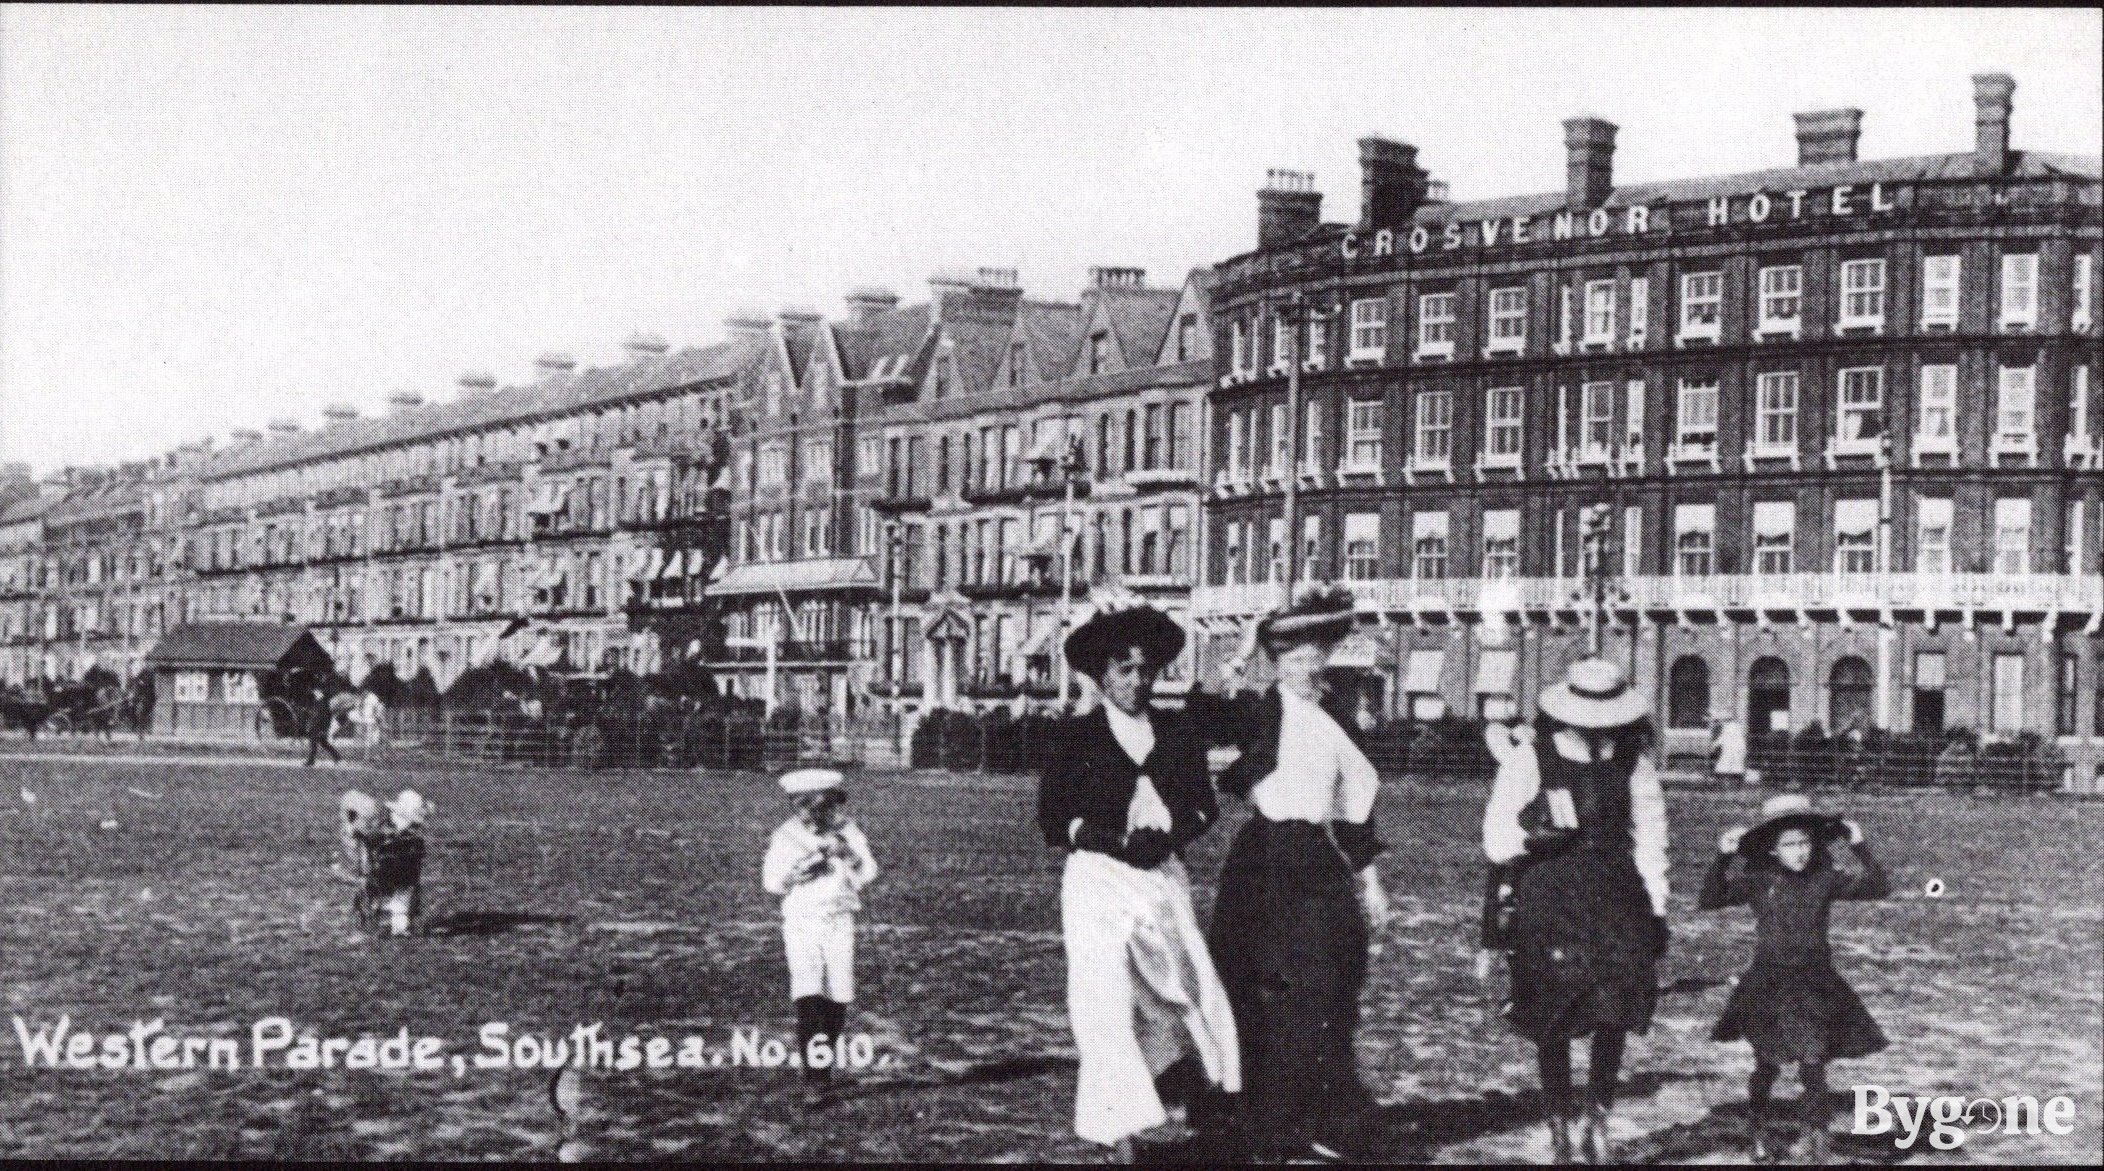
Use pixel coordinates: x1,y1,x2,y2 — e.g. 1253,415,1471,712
1063,606,1186,680
1256,584,1358,652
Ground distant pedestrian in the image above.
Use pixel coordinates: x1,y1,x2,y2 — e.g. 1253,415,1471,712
762,767,879,1106
1701,794,1891,1163
303,684,341,767
1482,657,1670,1164
1712,717,1748,785
358,789,430,937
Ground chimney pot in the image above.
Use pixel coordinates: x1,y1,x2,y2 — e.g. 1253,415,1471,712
844,286,900,326
1089,266,1146,289
1973,72,2015,175
974,266,1019,290
458,372,498,395
267,418,301,436
1257,169,1323,249
1357,137,1431,230
534,352,577,377
1563,117,1618,208
387,390,424,411
1794,108,1863,166
322,403,359,424
623,331,670,359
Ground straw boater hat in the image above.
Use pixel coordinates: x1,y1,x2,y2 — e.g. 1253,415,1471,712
1537,658,1651,729
779,767,845,796
1256,585,1357,652
1062,605,1186,679
1735,793,1847,857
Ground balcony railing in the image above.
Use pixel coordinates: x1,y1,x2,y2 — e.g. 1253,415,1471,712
1192,573,2102,621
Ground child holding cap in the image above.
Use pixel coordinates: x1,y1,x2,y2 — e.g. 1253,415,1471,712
762,768,879,1102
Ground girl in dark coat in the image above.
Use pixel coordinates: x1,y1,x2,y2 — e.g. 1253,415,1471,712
1482,659,1670,1164
1700,793,1890,1162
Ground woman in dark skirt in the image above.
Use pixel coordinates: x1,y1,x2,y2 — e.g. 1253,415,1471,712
1482,658,1670,1164
1701,793,1891,1163
1208,586,1391,1163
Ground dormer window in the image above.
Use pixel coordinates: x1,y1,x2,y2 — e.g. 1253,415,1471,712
1176,314,1198,363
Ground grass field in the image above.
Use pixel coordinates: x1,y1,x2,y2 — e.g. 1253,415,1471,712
1,754,2098,1163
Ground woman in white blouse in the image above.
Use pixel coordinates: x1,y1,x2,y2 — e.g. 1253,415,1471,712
1481,657,1670,1164
1207,587,1392,1163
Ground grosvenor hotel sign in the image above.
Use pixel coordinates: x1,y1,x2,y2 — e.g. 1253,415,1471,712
1338,182,1903,262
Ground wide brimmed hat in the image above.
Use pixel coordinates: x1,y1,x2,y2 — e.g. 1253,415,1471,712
1537,658,1651,729
1736,793,1847,857
1256,585,1358,651
1063,605,1186,680
779,767,845,796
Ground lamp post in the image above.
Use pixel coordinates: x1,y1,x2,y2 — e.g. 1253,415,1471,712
1875,432,1894,730
1053,436,1086,709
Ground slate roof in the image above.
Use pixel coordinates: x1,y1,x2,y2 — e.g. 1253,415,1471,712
1015,300,1084,384
1095,287,1181,370
202,336,766,481
145,622,329,670
1415,150,2102,225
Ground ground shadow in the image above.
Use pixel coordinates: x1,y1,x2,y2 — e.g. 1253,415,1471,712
1623,1094,1920,1164
421,910,578,937
1659,975,1729,996
830,1054,1075,1101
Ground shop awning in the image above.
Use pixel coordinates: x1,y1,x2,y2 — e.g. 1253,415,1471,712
526,482,570,516
1018,623,1056,659
703,557,880,597
1833,498,1878,539
1404,648,1447,694
630,547,666,583
1473,648,1518,694
1753,500,1796,537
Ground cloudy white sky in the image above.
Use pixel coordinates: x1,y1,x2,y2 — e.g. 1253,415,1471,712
3,6,2098,475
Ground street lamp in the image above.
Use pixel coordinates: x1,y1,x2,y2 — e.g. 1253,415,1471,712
1055,435,1086,709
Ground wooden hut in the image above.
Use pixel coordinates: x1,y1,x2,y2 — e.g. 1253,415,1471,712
143,622,334,739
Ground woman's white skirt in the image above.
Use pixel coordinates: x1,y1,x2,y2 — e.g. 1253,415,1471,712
1061,849,1240,1147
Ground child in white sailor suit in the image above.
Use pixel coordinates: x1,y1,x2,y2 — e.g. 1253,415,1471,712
761,768,879,1099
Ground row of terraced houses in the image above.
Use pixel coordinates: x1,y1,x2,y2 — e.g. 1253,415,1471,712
3,74,2100,783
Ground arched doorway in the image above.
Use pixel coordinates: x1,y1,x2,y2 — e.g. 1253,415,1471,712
1748,657,1791,735
1828,655,1874,734
1668,655,1711,730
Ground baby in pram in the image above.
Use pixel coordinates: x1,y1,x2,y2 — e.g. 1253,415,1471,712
337,788,430,936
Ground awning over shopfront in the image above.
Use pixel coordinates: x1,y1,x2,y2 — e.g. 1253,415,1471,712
704,557,880,597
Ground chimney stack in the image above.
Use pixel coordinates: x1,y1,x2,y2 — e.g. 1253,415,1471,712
1973,72,2015,175
844,286,900,326
974,266,1019,291
724,311,771,342
534,352,577,379
267,418,301,436
230,428,262,446
1257,169,1322,249
1358,138,1430,230
777,307,823,329
387,390,424,412
1090,267,1145,290
623,332,670,361
322,403,359,424
1564,117,1618,208
458,372,498,396
1794,108,1864,166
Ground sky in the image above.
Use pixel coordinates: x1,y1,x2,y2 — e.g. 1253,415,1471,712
2,6,2099,476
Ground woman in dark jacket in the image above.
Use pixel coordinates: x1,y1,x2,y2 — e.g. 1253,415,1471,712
1207,587,1391,1163
1038,605,1238,1161
1481,658,1670,1164
1701,793,1891,1162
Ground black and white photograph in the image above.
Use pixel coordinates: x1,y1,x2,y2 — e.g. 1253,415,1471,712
2,6,2100,1163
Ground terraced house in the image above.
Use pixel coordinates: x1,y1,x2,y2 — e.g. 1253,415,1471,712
179,334,755,691
853,265,1212,712
1199,74,2104,787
